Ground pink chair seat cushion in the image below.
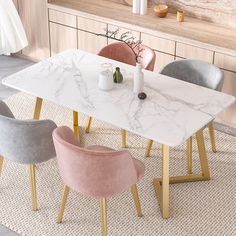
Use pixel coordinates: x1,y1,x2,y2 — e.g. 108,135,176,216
53,126,145,198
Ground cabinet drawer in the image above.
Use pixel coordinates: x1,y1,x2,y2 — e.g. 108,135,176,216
176,43,214,63
154,51,175,72
49,9,77,28
141,33,175,54
107,24,140,44
214,52,236,72
77,16,107,34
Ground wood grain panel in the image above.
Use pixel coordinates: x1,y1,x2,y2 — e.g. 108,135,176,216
215,70,236,128
154,51,175,72
78,30,107,54
18,0,50,60
107,24,140,44
141,33,175,54
50,22,77,56
214,53,236,73
176,42,214,63
49,9,77,28
77,16,107,34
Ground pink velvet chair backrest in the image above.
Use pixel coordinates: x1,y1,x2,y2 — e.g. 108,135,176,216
53,126,139,198
98,42,156,71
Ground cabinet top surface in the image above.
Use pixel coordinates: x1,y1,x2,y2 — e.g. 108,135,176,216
48,0,236,56
3,49,234,146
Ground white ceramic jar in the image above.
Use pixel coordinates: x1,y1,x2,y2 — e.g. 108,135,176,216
132,0,140,14
98,70,113,91
140,0,147,15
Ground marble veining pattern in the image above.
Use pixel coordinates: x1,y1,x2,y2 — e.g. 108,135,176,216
2,49,235,147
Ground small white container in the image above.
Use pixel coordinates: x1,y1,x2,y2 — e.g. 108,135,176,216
98,70,113,91
132,0,140,14
133,63,144,93
140,0,147,15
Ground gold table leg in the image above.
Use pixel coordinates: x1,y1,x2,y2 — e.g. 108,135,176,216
153,129,210,218
29,164,37,211
121,129,127,148
208,123,217,153
33,97,43,120
57,185,70,223
187,137,193,174
131,184,143,217
73,111,80,144
145,139,153,157
0,155,4,176
85,117,93,133
153,144,170,219
100,198,108,236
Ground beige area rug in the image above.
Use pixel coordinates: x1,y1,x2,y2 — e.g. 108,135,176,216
1,92,236,236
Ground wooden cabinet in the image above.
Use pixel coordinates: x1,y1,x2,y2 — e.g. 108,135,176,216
141,33,175,55
214,52,236,72
49,22,77,55
18,0,50,60
78,31,107,54
107,24,140,44
49,9,77,28
154,52,175,72
216,70,236,127
176,42,214,63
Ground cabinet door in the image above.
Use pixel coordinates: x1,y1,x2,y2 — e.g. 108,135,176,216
215,70,236,128
154,51,175,72
50,22,77,56
176,42,214,63
107,24,140,44
214,52,236,73
78,30,107,54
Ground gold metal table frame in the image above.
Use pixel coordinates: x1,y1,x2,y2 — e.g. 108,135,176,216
153,129,210,219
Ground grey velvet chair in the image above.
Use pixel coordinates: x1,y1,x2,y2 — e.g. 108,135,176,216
145,59,224,172
0,100,57,211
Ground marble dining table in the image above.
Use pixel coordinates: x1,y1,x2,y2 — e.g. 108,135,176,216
2,49,235,218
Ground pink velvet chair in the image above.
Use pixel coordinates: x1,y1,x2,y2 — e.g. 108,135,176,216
53,126,145,236
85,42,156,148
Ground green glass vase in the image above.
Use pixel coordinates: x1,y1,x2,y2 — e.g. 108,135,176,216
113,67,123,83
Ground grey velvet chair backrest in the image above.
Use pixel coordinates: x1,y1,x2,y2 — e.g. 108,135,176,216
160,59,224,91
0,100,57,164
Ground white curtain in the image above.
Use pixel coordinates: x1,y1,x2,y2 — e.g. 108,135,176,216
0,0,28,55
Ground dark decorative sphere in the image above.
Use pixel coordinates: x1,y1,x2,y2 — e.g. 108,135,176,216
138,92,147,100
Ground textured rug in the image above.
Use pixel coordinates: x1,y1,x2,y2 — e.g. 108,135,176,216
1,92,236,236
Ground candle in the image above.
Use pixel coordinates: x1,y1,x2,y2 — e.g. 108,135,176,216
140,0,147,15
132,0,140,14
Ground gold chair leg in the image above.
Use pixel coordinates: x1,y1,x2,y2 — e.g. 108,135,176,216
131,184,143,217
121,129,127,148
85,117,93,133
187,137,193,174
208,123,217,153
57,185,70,224
100,198,108,236
0,156,4,176
161,144,170,219
73,111,80,144
29,164,37,211
196,130,210,179
33,97,43,120
145,140,153,157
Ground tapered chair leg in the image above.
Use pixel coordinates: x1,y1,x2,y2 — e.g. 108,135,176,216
57,185,70,223
29,164,37,211
187,137,193,174
73,111,80,144
0,156,4,176
100,198,108,236
208,123,217,153
121,129,127,148
131,184,143,217
145,140,153,157
85,117,93,133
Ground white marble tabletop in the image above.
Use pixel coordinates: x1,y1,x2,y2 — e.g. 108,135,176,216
2,49,235,147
